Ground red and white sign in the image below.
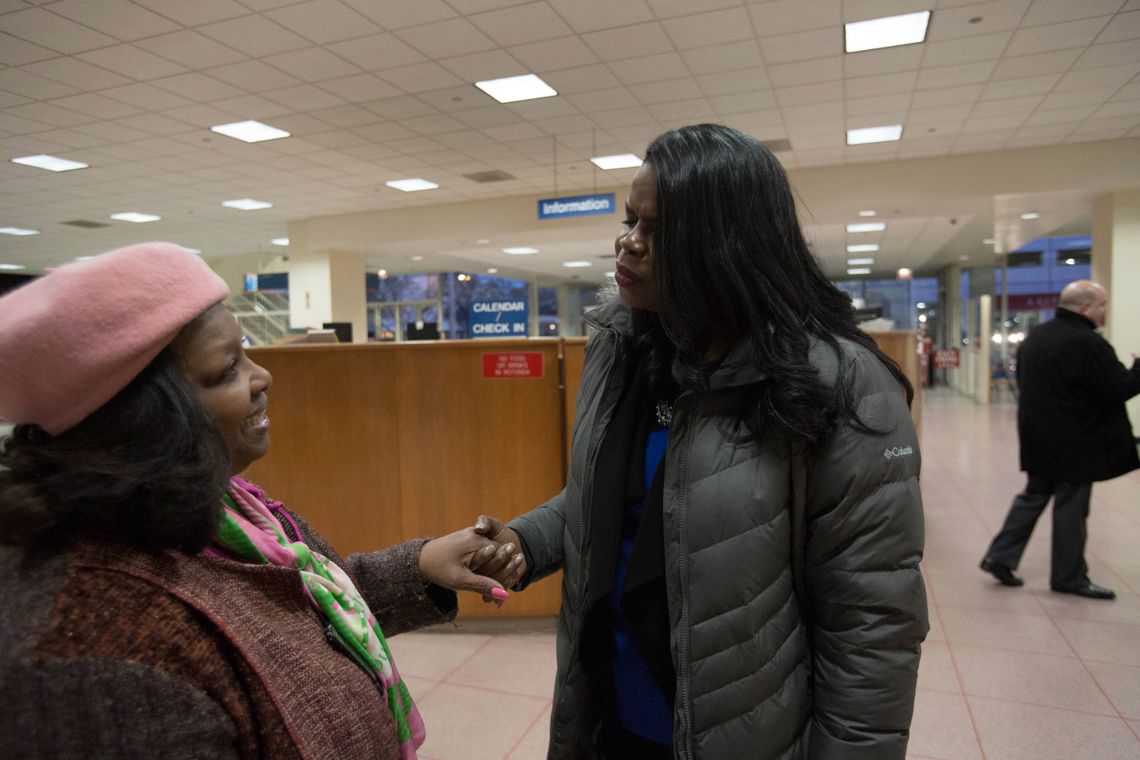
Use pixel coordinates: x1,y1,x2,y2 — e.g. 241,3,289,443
933,349,960,369
482,352,544,379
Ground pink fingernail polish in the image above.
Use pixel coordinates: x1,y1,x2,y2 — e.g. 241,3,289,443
491,587,510,600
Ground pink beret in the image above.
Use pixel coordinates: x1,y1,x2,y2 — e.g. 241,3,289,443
0,242,229,435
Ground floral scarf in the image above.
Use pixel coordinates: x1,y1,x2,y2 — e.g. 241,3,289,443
204,477,425,759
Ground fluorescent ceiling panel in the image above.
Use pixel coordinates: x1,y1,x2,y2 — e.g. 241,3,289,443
847,222,886,233
847,244,880,253
11,154,89,172
0,227,40,235
210,120,290,143
847,267,872,275
503,247,539,255
591,154,642,170
475,73,557,104
222,198,273,210
847,257,876,265
271,238,289,246
110,212,161,223
0,263,27,270
386,178,439,192
847,125,903,145
845,11,931,53
562,260,592,268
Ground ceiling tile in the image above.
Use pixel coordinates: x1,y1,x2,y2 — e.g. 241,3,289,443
1090,98,1140,118
208,60,302,91
1055,63,1140,92
661,8,754,50
151,73,246,102
263,48,362,82
927,0,1032,41
350,121,417,141
0,8,118,53
1038,87,1119,110
397,113,471,135
327,35,427,71
847,70,918,97
647,98,717,124
379,62,465,93
566,87,636,113
970,94,1042,117
546,0,654,33
101,82,193,110
1072,40,1140,69
604,53,686,86
452,105,519,128
1030,105,1098,124
745,0,841,35
310,104,383,129
77,45,189,80
587,105,657,129
131,0,249,26
0,31,57,65
198,15,311,58
20,57,134,90
696,68,772,97
634,78,704,105
541,64,623,94
508,36,598,73
439,49,526,80
777,80,843,106
265,0,383,45
758,28,841,64
906,103,973,124
1096,10,1140,43
992,48,1081,78
319,74,403,102
922,31,1011,67
5,102,94,127
209,94,293,120
782,101,843,123
583,22,675,61
916,61,997,89
507,96,580,121
470,2,575,46
158,103,238,128
847,93,912,116
843,46,923,77
47,93,143,120
340,0,458,31
709,90,779,114
767,57,843,87
48,0,180,40
415,85,488,112
136,31,248,69
681,39,765,75
909,83,983,108
1004,16,1111,57
265,85,348,112
395,18,498,59
978,73,1061,101
123,113,199,136
1021,0,1125,26
843,0,934,22
1113,81,1140,100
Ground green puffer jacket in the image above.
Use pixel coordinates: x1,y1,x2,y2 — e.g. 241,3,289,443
510,300,928,759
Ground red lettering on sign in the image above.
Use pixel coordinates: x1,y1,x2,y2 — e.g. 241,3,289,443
933,349,960,369
482,352,544,379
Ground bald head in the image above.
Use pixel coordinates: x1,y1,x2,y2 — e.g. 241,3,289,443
1058,280,1107,327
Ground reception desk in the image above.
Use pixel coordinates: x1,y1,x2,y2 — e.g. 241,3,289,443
247,330,921,619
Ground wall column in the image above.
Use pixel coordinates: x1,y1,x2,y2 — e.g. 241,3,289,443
1092,189,1140,422
287,246,367,344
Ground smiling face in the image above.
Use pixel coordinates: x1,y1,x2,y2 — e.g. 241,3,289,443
614,163,659,312
173,304,273,476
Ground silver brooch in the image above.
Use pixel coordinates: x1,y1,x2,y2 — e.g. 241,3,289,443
655,401,673,428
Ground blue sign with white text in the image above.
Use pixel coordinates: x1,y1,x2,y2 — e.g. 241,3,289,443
537,193,615,220
469,298,529,338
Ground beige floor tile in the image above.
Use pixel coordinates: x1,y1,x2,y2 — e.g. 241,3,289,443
970,696,1139,760
927,569,1047,614
505,704,552,760
907,689,983,760
1086,661,1140,721
1031,585,1140,626
390,631,492,680
447,632,557,699
1052,617,1140,668
917,640,961,693
416,682,550,760
953,644,1116,714
937,606,1072,656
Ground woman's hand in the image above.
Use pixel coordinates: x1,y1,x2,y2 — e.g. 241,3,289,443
418,528,511,600
471,515,527,592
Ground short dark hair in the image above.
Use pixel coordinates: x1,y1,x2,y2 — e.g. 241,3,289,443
0,348,229,553
638,123,912,447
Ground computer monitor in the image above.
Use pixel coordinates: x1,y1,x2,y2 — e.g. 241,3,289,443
406,321,440,341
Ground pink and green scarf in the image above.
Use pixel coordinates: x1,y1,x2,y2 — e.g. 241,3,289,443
204,477,425,758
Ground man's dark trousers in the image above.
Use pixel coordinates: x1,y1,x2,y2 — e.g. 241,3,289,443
985,473,1093,589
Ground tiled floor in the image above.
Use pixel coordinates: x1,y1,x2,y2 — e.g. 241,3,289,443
393,389,1140,760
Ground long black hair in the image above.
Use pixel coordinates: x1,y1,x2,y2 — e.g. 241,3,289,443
636,123,912,448
0,348,230,553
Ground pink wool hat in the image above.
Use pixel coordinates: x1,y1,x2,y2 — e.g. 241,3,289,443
0,242,229,435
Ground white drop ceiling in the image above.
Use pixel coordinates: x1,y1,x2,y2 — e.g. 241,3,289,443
0,0,1138,282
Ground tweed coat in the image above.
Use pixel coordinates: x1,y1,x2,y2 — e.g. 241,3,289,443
511,300,928,759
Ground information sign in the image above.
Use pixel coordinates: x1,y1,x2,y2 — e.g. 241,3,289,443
482,352,544,379
469,298,529,337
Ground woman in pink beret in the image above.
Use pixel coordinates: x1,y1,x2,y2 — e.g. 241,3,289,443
0,242,516,759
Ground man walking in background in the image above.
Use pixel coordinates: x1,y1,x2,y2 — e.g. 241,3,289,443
981,280,1140,600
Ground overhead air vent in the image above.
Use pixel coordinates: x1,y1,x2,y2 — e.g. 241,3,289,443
61,220,111,228
763,139,792,153
463,170,515,183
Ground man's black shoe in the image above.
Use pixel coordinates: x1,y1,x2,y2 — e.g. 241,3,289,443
1051,582,1115,600
980,558,1024,587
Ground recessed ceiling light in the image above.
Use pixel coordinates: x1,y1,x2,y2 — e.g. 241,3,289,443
590,154,643,170
110,212,161,223
847,244,880,253
1020,212,1039,220
386,178,439,192
0,227,40,236
847,125,903,145
897,267,913,279
503,246,539,255
847,257,876,265
562,260,592,268
210,120,290,143
271,237,289,246
847,267,872,275
916,302,927,309
377,269,388,279
847,222,886,233
411,255,424,261
475,73,557,104
858,210,876,217
845,11,931,53
222,198,273,210
476,239,491,245
0,263,27,270
11,154,89,172
983,238,995,245
487,267,499,274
